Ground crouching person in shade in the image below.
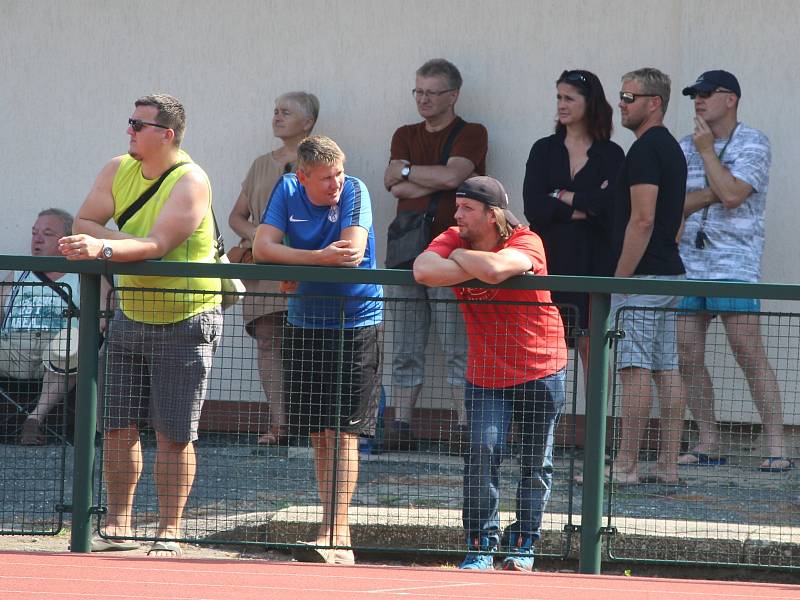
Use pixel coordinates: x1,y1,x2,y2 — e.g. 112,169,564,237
414,176,567,571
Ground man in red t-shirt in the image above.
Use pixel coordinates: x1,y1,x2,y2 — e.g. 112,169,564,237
383,58,488,453
414,176,567,572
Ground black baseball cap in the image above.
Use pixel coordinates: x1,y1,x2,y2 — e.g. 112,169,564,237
456,176,521,227
682,70,741,98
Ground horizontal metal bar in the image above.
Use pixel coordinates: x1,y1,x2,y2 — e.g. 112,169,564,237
2,254,800,300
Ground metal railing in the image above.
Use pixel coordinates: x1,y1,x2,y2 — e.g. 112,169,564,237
0,254,799,573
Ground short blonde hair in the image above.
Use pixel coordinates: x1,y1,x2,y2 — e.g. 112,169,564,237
297,135,345,171
622,67,672,115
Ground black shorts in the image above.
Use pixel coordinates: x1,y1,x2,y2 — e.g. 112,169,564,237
283,324,382,437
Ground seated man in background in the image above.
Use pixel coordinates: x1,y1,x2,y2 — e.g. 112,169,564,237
0,209,80,445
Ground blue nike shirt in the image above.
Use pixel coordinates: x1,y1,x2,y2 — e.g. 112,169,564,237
262,173,383,328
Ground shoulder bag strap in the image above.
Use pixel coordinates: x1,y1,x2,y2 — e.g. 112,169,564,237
425,118,468,221
30,271,79,314
115,161,190,230
208,205,225,257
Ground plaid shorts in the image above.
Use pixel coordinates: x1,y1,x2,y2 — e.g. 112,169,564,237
612,281,681,372
0,330,54,379
102,308,222,442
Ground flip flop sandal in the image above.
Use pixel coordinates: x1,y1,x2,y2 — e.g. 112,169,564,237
291,541,335,564
759,457,794,472
147,541,183,557
639,475,686,485
90,534,139,552
678,451,727,466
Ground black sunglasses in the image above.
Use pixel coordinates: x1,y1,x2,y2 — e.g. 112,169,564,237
559,70,588,86
619,91,661,104
688,89,733,100
128,118,170,132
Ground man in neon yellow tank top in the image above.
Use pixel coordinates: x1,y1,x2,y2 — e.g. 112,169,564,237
60,94,222,557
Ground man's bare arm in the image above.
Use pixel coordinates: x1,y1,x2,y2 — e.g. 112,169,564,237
413,250,471,286
389,180,439,199
614,184,657,278
62,167,211,262
387,155,475,195
692,116,753,210
683,188,717,217
448,247,533,285
72,157,127,240
700,154,753,209
252,224,364,267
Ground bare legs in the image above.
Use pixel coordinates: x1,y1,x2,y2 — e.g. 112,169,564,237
102,426,143,540
678,312,787,468
252,315,287,444
103,426,196,556
20,370,75,444
310,430,359,547
613,367,684,484
677,313,721,458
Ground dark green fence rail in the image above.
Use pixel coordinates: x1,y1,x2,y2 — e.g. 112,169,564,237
1,254,799,573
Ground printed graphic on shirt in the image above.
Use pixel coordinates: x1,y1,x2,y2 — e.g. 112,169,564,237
678,123,771,282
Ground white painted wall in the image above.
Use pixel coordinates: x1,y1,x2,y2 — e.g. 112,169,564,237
2,0,798,424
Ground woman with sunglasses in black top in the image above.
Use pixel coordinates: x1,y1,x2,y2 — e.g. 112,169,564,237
523,70,624,384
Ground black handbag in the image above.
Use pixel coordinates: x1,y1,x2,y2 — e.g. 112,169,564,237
385,119,466,269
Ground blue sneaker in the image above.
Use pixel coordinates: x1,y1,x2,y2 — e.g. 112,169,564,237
502,533,535,572
459,535,497,570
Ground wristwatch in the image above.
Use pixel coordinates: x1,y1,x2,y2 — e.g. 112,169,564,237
100,241,113,260
401,165,411,181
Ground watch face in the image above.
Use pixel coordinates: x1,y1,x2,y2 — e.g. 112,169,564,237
401,166,410,178
102,246,113,259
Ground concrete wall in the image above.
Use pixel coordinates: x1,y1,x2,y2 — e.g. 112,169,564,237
2,0,799,424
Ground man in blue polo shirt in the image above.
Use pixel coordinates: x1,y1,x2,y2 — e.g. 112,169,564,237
253,135,383,566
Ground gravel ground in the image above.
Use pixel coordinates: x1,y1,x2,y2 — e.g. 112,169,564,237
2,434,799,573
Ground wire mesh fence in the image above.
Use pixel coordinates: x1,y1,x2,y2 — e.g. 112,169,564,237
94,286,581,560
0,276,75,535
602,303,800,568
2,267,800,571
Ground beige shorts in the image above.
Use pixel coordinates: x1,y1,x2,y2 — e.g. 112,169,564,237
0,330,55,379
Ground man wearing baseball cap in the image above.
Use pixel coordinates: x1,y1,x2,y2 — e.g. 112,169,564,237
676,71,789,471
414,176,567,572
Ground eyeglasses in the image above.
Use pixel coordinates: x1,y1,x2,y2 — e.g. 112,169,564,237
412,88,456,99
619,91,662,104
688,88,733,100
559,70,588,85
128,118,170,132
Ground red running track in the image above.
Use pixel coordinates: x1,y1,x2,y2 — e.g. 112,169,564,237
0,552,798,600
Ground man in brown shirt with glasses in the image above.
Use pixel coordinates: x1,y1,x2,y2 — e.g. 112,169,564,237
383,58,487,453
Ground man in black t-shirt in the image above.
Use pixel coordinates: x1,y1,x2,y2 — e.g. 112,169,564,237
608,68,687,487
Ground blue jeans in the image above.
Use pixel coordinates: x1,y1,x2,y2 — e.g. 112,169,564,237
462,369,566,542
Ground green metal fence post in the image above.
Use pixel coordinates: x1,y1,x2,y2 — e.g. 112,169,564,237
578,292,611,574
70,273,101,553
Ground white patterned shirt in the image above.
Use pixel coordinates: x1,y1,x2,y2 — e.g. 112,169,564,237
678,123,771,282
